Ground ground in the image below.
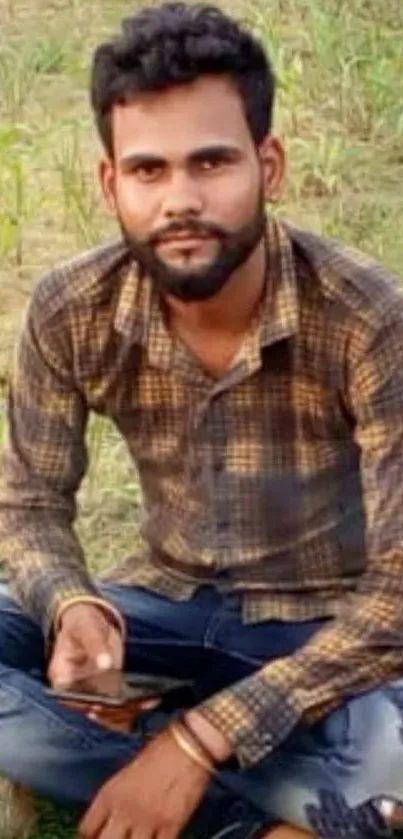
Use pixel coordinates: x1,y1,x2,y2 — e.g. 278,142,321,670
0,0,403,835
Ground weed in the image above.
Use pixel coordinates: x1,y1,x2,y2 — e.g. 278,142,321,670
54,124,103,247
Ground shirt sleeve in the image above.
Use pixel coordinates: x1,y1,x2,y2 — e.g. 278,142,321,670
0,289,112,638
198,302,403,767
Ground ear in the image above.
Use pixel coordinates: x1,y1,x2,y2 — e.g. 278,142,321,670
258,135,286,203
99,156,117,216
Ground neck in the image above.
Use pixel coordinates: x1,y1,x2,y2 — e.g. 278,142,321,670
164,238,267,336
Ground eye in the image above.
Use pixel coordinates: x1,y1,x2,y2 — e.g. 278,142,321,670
133,162,164,182
198,154,229,171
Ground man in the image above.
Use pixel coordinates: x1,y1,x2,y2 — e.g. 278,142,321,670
1,2,403,838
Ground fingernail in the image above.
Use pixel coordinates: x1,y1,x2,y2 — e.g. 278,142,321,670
96,652,112,670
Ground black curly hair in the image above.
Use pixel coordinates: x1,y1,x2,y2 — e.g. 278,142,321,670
90,2,276,157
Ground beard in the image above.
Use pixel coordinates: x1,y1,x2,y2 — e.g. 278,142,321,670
118,191,267,302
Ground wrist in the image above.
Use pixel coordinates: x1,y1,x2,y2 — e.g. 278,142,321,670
183,709,233,763
55,597,125,636
169,721,216,775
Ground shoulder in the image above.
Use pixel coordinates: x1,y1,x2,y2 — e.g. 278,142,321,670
285,222,403,332
28,239,133,327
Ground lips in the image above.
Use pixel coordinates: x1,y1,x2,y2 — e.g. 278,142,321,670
156,230,215,245
160,237,211,246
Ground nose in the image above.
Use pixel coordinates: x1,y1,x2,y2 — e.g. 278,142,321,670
161,170,204,220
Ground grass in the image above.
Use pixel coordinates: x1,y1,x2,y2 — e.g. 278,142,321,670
0,0,402,834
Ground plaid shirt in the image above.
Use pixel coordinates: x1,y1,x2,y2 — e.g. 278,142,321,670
1,217,403,767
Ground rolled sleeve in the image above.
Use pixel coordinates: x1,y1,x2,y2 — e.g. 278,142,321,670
198,677,300,766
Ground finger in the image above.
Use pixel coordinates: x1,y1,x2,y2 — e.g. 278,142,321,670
130,828,156,839
140,698,161,711
87,704,112,724
106,626,125,669
79,797,108,839
98,816,132,839
48,637,86,686
50,664,80,688
156,827,177,839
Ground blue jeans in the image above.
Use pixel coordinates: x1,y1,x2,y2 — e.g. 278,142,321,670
0,581,402,837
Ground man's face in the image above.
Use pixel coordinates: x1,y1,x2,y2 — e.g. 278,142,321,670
100,75,283,302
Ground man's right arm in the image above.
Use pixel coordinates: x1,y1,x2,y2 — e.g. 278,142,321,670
0,285,119,639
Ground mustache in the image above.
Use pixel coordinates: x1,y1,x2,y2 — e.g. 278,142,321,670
148,219,227,245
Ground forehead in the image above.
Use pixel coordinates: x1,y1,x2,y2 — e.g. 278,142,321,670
111,75,255,160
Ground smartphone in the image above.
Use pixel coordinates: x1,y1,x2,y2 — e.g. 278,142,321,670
46,670,195,708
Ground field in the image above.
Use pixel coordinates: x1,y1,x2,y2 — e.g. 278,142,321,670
0,0,403,835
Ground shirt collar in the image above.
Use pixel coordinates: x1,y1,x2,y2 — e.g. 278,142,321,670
113,261,174,370
113,217,299,370
258,216,299,348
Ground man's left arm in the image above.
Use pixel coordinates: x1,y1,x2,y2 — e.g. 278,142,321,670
191,301,403,768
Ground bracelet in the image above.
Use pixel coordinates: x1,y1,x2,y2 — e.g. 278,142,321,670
169,722,216,774
180,716,219,763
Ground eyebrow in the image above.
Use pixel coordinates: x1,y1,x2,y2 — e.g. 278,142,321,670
119,144,243,170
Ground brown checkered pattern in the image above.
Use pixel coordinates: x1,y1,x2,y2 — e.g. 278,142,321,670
1,217,403,766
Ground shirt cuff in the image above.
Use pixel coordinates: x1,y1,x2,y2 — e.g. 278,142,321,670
196,671,301,767
53,594,126,638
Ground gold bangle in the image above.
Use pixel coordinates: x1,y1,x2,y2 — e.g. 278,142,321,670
181,716,221,763
169,722,216,774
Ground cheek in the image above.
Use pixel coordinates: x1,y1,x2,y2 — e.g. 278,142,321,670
115,180,159,236
209,169,262,228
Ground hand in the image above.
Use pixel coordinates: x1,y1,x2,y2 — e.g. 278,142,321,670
78,726,212,839
61,696,160,734
47,602,124,688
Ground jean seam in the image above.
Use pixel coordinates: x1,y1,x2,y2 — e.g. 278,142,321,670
210,645,263,667
201,606,264,669
203,607,233,646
